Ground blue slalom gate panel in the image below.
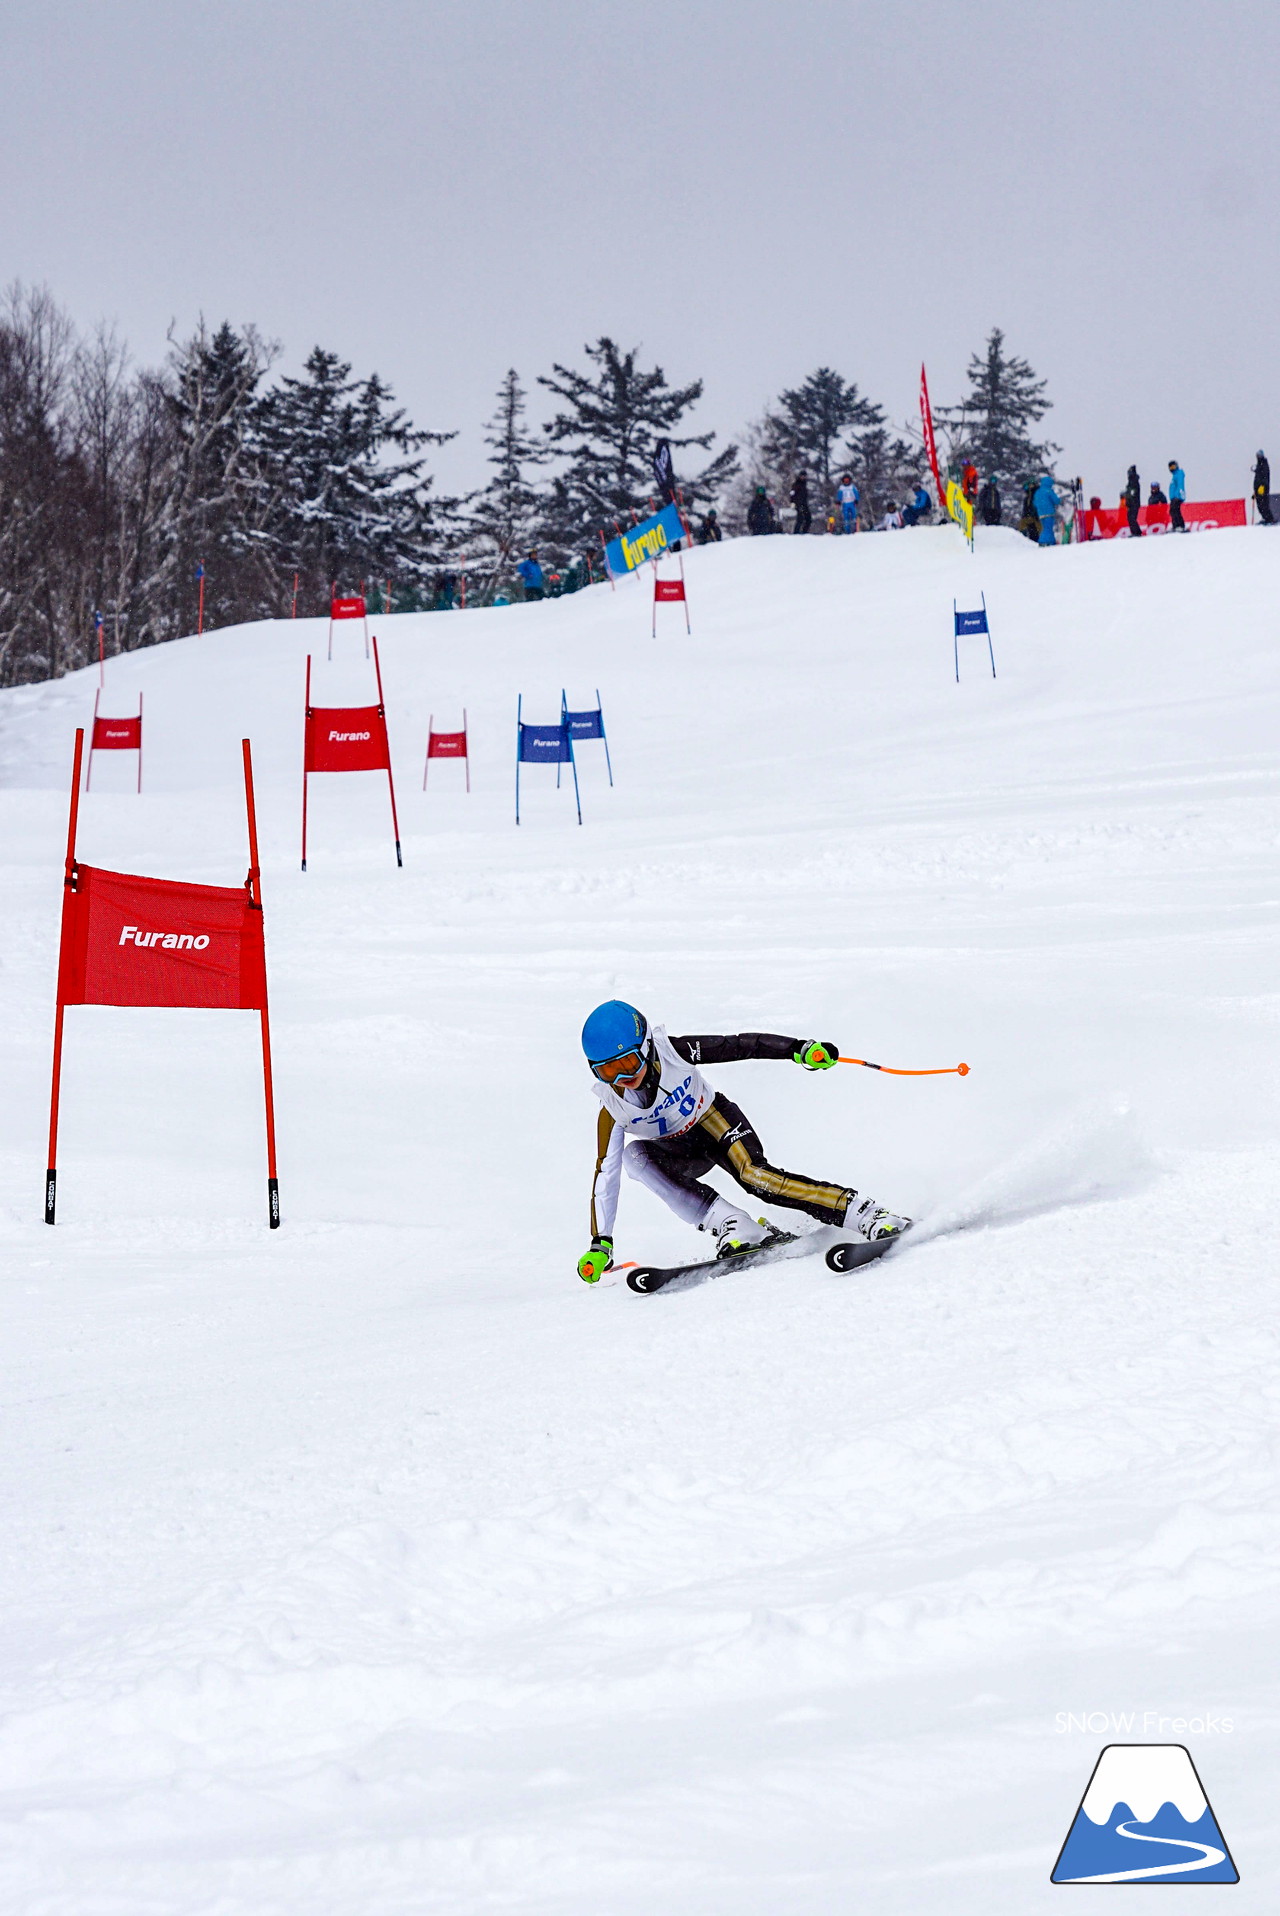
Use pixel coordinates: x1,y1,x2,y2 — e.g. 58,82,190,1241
561,690,613,787
518,723,571,763
954,594,997,681
516,695,581,825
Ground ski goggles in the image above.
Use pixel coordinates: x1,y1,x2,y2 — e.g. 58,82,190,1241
590,1048,647,1084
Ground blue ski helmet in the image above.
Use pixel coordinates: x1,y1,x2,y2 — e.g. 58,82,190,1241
581,999,648,1065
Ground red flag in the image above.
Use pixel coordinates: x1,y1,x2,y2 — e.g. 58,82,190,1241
919,364,945,509
56,865,267,1011
330,595,367,619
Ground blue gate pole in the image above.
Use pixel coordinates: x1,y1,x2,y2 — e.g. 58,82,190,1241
597,689,613,785
515,694,522,825
984,593,996,678
568,724,582,826
953,601,960,683
557,690,565,790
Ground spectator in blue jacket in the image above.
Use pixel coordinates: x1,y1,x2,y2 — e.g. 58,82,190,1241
901,484,932,527
1168,461,1187,533
516,551,545,601
1034,474,1059,546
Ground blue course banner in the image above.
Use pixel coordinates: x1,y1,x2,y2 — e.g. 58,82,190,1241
603,503,686,577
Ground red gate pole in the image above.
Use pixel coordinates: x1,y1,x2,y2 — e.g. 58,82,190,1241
301,655,312,871
242,738,280,1228
137,692,143,792
291,571,299,619
423,712,433,790
86,687,100,791
371,635,403,866
196,564,206,636
463,707,470,792
95,612,105,688
46,727,85,1223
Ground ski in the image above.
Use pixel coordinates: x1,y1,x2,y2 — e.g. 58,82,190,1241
625,1223,911,1293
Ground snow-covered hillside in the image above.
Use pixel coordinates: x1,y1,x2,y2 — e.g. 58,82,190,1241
1,525,1277,1911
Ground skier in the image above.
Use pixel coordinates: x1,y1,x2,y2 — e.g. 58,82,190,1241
576,1001,911,1282
978,475,1002,526
961,461,979,508
1167,460,1187,532
1254,451,1273,525
791,472,812,535
835,472,860,533
1034,474,1059,546
1123,466,1143,537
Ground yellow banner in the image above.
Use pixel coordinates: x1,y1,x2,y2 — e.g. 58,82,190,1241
946,479,974,545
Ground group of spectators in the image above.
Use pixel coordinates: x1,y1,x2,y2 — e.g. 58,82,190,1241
730,471,935,541
504,450,1278,598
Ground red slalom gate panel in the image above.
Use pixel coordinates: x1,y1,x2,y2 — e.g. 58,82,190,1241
652,558,691,636
56,867,267,1010
301,635,402,867
423,711,470,790
46,730,280,1228
306,706,391,773
85,689,143,791
328,592,370,660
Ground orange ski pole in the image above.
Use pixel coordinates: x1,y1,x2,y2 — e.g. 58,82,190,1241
839,1057,969,1077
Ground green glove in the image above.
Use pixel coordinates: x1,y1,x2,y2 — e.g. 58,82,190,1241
578,1236,613,1283
794,1039,840,1071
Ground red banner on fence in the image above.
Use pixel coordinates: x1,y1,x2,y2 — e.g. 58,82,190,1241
305,704,391,773
56,866,267,1011
1081,499,1247,540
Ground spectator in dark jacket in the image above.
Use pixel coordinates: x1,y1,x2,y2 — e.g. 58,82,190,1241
1255,451,1273,525
1123,466,1143,537
791,473,812,535
978,476,1002,526
1018,482,1040,542
747,486,774,535
696,509,723,544
1147,482,1167,507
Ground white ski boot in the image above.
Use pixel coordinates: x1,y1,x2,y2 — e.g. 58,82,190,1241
701,1196,773,1259
850,1197,912,1242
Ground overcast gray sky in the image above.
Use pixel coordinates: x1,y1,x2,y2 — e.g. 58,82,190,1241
3,0,1276,501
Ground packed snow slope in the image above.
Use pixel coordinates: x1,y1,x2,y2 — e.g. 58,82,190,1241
1,525,1278,1912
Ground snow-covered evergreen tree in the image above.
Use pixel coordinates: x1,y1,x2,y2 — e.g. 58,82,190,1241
760,368,885,508
537,338,736,556
465,369,548,600
251,347,456,603
936,329,1059,488
844,425,922,524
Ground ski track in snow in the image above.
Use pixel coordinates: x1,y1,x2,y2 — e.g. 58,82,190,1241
1,527,1279,1911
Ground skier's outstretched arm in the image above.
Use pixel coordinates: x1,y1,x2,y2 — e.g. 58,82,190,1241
579,1109,622,1282
671,1033,840,1069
